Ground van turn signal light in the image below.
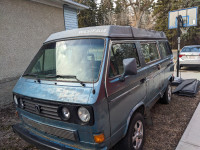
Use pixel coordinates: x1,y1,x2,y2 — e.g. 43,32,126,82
15,111,19,118
94,133,105,143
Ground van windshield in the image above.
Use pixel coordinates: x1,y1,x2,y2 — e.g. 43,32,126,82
24,39,105,83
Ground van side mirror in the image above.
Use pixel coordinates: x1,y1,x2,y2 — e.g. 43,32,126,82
119,58,137,82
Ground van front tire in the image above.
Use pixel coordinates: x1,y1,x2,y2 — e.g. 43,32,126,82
119,113,145,150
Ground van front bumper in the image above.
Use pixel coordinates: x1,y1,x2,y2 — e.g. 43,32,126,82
12,124,107,150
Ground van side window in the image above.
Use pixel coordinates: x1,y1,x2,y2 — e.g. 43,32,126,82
31,54,44,74
43,49,56,73
141,43,160,63
165,42,172,55
109,43,140,78
30,49,56,75
159,41,172,58
159,42,168,58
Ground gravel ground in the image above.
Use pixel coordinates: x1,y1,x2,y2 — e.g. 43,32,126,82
0,90,200,150
0,79,17,108
143,91,200,150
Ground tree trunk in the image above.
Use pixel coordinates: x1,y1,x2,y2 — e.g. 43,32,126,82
135,11,144,28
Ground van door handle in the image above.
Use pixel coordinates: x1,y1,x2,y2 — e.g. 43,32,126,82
167,62,173,67
157,64,161,70
140,77,146,83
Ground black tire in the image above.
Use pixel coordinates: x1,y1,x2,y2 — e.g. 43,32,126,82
118,113,145,150
160,83,172,104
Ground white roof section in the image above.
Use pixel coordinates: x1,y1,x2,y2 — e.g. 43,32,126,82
45,25,167,43
30,0,89,10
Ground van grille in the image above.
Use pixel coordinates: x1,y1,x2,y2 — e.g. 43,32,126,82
21,97,61,120
22,116,77,141
16,95,95,126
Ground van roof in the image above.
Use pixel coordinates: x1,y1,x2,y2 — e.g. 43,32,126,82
45,25,167,43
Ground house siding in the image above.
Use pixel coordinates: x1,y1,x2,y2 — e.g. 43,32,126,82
0,0,65,81
63,5,78,30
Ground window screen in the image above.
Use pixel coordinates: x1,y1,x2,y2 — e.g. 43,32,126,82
109,43,140,78
141,43,160,63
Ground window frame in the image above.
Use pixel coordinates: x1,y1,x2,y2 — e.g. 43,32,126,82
140,41,161,64
108,40,142,79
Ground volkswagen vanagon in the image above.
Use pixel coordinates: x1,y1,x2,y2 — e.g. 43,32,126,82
12,25,174,150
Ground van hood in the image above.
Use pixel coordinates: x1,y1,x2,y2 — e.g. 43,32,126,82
13,77,93,104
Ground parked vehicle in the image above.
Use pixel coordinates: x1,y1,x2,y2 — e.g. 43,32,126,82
179,45,200,68
12,25,174,150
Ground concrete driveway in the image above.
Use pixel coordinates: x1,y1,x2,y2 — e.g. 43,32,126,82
179,67,200,80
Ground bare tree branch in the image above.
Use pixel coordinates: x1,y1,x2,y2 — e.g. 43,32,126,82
123,0,154,28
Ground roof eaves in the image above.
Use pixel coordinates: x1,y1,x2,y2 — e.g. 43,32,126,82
30,0,88,9
62,0,89,10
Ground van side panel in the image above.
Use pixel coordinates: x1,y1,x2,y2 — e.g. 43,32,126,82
105,40,147,147
158,41,174,87
107,72,146,146
140,41,163,107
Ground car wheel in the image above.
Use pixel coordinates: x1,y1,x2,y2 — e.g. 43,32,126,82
161,83,172,104
118,113,145,150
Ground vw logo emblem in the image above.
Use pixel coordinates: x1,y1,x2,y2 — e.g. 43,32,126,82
35,105,41,113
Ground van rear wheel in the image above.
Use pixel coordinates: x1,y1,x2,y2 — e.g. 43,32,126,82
161,83,172,104
119,113,145,150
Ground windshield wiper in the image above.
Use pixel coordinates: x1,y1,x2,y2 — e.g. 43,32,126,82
22,73,41,83
23,73,38,77
45,75,85,87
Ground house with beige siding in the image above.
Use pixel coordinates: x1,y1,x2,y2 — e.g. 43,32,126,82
0,0,88,81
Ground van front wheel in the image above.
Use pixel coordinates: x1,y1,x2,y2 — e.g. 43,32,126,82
119,113,145,150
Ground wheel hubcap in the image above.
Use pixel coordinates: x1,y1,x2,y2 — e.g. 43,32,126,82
168,85,172,101
132,120,143,150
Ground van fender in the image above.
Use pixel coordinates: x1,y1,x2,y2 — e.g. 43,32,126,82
123,101,145,137
168,74,174,82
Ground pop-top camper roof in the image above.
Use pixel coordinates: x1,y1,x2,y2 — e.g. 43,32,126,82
45,25,167,43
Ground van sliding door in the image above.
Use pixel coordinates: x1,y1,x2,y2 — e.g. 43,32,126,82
140,42,163,107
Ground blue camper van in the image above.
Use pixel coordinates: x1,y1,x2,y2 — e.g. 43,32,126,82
12,26,174,150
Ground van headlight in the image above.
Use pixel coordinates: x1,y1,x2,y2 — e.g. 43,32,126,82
13,95,18,105
19,98,24,109
78,107,90,123
60,106,70,120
